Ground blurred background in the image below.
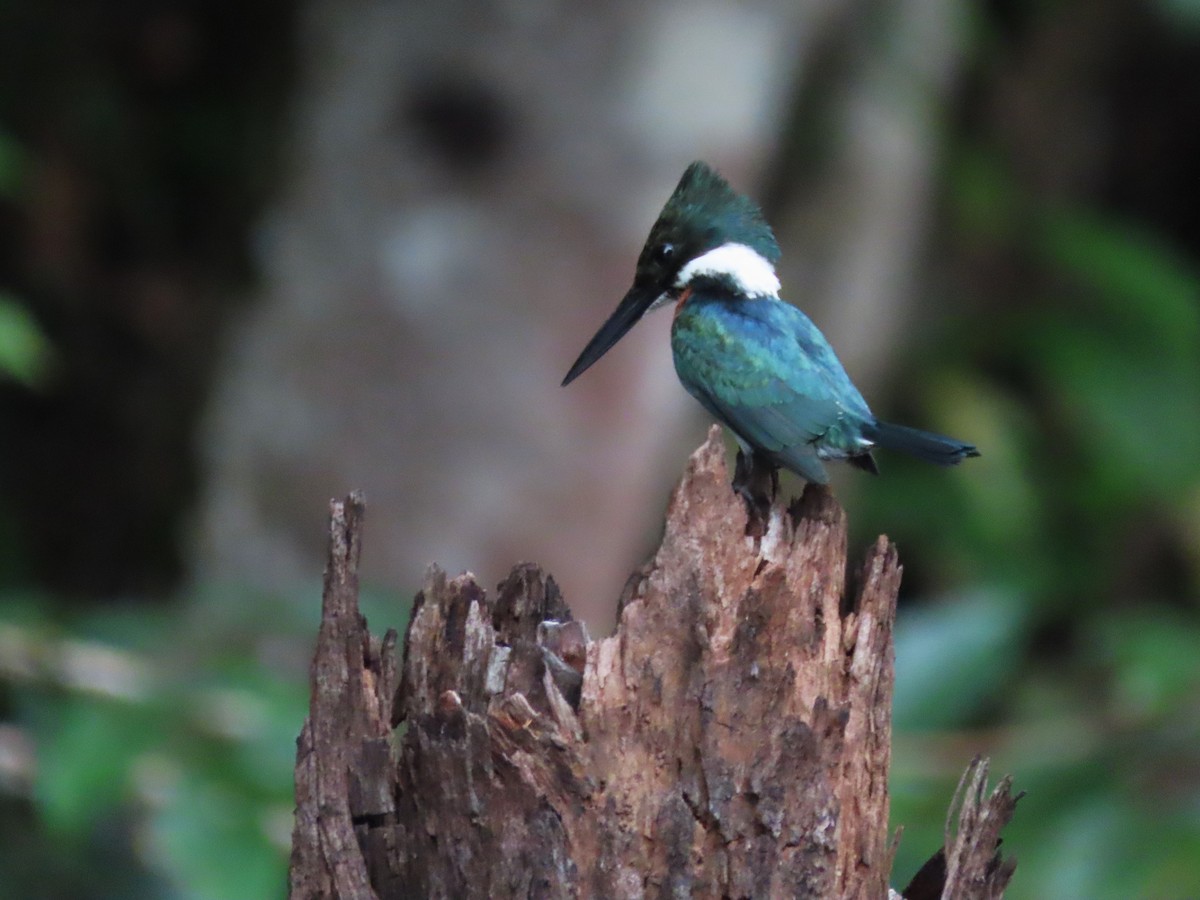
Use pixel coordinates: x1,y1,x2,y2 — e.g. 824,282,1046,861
1,0,1198,897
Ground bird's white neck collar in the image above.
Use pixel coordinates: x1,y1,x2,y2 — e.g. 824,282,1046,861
675,243,780,298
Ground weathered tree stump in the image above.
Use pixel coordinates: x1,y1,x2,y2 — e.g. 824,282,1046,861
289,427,1019,899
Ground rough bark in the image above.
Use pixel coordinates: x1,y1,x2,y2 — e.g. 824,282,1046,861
289,428,1019,899
290,491,400,899
900,758,1021,900
940,757,1021,898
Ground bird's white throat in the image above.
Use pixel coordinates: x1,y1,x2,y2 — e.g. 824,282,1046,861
675,243,780,298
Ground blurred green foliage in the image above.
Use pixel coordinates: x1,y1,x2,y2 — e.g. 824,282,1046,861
0,294,54,388
0,0,298,598
0,130,53,389
0,128,24,198
0,586,408,899
859,137,1200,897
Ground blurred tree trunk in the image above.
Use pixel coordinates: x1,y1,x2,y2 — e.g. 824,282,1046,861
290,430,1018,899
194,0,968,631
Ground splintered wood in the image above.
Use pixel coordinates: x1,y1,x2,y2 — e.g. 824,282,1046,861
289,428,1017,899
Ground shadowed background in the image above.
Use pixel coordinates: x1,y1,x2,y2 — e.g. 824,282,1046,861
1,0,1198,897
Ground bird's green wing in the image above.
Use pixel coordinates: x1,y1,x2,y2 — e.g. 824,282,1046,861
671,295,873,475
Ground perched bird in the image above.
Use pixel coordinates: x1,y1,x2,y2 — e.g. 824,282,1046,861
562,161,978,502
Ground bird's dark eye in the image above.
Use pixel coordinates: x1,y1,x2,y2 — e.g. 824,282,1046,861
652,242,675,265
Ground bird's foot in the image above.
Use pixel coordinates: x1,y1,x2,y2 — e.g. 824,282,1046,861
733,450,778,537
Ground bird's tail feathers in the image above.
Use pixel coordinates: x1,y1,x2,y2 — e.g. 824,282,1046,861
865,421,979,467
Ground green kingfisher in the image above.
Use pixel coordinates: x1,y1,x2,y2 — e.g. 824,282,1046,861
562,161,979,501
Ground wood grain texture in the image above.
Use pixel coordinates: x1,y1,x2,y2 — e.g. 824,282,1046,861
289,429,1018,899
290,492,398,900
940,757,1021,899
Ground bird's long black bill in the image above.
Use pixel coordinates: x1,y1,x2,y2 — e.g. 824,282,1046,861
561,285,661,386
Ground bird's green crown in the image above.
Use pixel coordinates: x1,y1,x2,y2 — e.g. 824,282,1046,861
632,162,781,299
663,162,780,261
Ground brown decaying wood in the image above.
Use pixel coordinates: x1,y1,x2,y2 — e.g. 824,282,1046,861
290,491,398,900
940,757,1021,899
289,428,1018,899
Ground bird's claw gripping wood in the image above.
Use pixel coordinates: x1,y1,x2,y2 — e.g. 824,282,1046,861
732,448,778,533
